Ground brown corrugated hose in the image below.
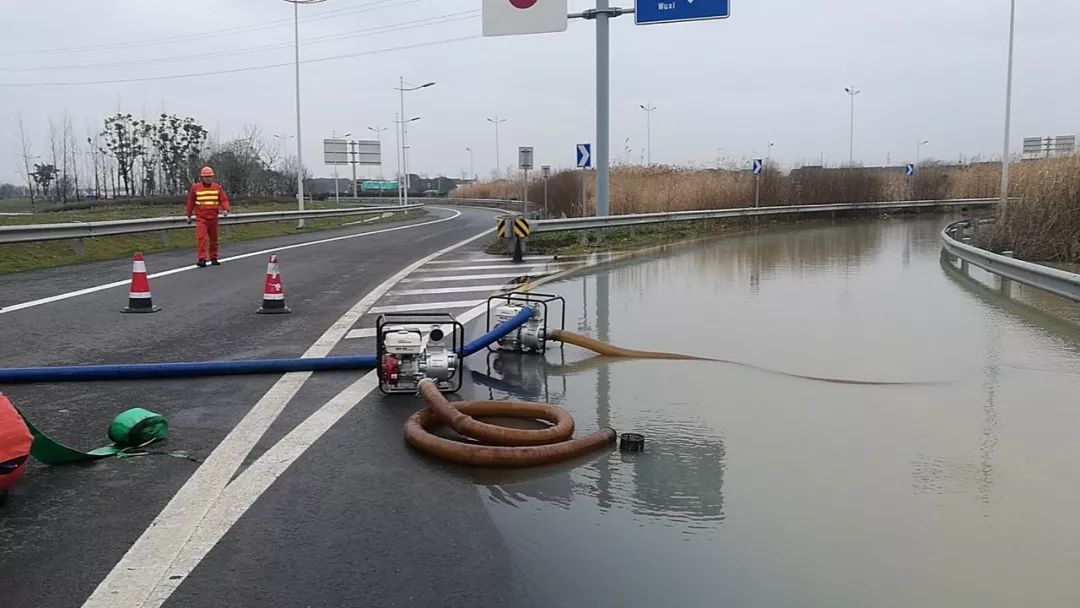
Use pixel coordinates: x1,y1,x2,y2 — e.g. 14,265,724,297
406,380,616,468
548,329,938,386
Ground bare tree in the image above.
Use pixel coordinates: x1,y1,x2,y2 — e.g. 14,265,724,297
48,118,62,202
15,113,36,207
64,111,81,201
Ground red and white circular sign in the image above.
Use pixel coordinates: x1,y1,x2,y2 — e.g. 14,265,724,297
509,0,537,8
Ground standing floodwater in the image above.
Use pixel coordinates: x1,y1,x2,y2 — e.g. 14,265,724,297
469,216,1080,608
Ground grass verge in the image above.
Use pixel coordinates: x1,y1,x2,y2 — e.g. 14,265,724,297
486,218,763,256
0,209,425,274
0,200,348,225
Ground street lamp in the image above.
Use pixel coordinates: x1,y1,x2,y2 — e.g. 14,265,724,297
331,130,350,204
282,0,326,228
367,125,388,197
639,103,656,165
394,78,435,207
487,116,507,178
916,139,929,167
1000,0,1017,211
393,115,421,206
844,87,860,166
465,147,474,180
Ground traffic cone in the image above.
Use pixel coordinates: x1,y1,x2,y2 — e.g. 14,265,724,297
256,254,291,314
121,252,161,313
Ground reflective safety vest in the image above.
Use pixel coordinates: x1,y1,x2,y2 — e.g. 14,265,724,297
185,182,231,217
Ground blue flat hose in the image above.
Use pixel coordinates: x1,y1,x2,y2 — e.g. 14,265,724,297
0,307,533,384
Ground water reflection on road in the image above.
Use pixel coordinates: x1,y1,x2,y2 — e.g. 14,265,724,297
464,216,1080,608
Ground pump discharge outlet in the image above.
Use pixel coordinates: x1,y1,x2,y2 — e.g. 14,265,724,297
376,313,463,394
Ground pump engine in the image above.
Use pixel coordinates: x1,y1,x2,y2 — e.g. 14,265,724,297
376,313,463,394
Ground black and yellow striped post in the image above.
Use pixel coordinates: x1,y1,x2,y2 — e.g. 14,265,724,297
496,217,508,239
510,216,530,263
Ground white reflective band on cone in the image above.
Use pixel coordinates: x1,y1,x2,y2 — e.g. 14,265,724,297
133,262,147,273
129,292,152,299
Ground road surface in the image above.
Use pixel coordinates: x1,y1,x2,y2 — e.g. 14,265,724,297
0,204,575,608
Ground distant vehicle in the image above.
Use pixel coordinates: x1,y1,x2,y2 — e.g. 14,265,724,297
423,189,440,198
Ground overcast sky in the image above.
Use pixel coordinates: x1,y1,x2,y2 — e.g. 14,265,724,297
1,0,1077,184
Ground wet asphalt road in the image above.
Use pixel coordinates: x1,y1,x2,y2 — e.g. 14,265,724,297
0,205,539,608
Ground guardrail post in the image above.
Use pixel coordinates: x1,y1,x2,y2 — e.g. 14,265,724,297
1000,251,1015,297
960,237,973,274
159,230,171,248
72,238,85,258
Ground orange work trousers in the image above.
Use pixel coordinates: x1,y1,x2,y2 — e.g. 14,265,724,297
194,214,220,261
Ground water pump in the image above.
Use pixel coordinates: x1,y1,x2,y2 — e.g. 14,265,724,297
376,313,464,394
486,293,565,354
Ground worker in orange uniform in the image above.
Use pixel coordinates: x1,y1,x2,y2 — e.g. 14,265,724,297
185,166,231,267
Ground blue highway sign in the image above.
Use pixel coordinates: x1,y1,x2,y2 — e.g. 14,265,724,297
636,0,731,25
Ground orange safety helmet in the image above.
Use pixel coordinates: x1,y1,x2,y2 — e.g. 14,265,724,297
199,166,215,178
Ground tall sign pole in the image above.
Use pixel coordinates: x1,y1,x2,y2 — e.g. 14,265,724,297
596,0,611,217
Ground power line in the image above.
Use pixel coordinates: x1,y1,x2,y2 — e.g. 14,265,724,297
0,35,480,87
0,0,411,56
0,11,479,71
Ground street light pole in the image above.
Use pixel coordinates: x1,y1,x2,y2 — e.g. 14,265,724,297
487,117,506,178
395,78,435,207
639,103,656,165
368,125,388,198
283,0,326,228
844,87,860,167
916,139,929,167
393,116,420,205
331,130,350,205
1001,0,1017,212
466,147,474,180
394,113,402,205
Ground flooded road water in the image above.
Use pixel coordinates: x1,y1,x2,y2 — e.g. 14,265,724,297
468,216,1080,608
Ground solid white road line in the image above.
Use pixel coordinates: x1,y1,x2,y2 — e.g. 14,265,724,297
424,255,555,264
142,303,497,606
0,209,463,316
368,300,484,314
126,247,621,608
401,272,538,283
415,262,573,273
80,222,492,608
344,327,377,340
392,284,510,296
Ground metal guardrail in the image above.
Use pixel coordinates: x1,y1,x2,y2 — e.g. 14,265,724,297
0,205,422,245
532,198,1003,233
940,219,1080,302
